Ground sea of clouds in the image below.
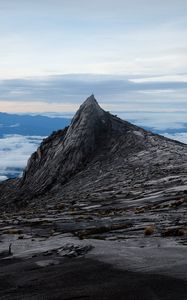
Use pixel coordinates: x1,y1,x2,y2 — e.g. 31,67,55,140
0,134,44,181
1,110,187,182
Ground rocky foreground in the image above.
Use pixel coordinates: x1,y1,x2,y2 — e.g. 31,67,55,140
0,95,187,299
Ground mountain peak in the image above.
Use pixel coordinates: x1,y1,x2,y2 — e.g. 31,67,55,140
65,95,106,137
73,94,103,119
19,96,109,195
83,94,97,105
2,95,186,204
80,94,101,110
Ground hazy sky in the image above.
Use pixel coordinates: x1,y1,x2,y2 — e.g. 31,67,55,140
0,0,186,113
0,1,187,179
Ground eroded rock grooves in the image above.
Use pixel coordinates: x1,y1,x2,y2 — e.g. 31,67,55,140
0,96,187,300
21,95,110,194
0,95,186,243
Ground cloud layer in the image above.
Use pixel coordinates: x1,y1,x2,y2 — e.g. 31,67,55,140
0,1,187,78
163,132,187,144
0,74,187,101
0,74,186,115
1,111,187,181
0,1,186,180
0,135,43,180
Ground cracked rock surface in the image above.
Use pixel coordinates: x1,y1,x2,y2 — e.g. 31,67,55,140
0,95,187,299
0,95,186,242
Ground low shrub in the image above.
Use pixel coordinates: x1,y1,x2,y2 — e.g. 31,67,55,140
144,225,155,236
3,228,23,235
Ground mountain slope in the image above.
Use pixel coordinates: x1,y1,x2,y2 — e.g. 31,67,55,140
1,95,187,212
0,95,187,248
21,95,187,195
20,95,110,195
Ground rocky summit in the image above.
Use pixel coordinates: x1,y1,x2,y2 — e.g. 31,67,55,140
0,95,187,299
0,95,187,238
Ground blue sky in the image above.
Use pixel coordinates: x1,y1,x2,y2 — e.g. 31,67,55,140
0,0,187,179
0,0,186,121
1,1,187,78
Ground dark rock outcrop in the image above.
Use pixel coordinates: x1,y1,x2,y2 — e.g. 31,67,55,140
20,95,110,195
0,95,187,215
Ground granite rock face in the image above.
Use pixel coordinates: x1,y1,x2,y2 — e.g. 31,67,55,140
0,95,187,220
0,96,187,300
20,95,110,195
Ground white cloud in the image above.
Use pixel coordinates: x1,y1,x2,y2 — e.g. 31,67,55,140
9,123,20,128
163,133,187,144
0,175,8,181
0,1,186,79
0,135,43,179
130,74,187,83
117,111,187,131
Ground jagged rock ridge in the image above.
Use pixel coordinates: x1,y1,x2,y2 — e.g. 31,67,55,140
1,95,187,212
0,95,187,249
11,95,145,196
21,95,111,195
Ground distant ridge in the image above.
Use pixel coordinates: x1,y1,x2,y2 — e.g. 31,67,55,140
0,112,70,137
